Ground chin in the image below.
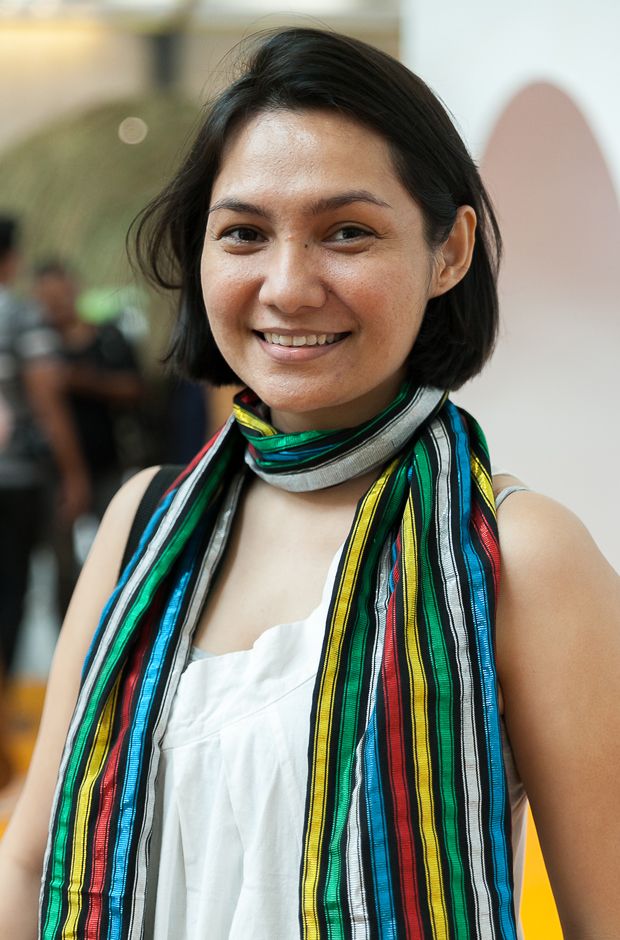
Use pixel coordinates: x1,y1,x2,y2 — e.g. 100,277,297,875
268,397,335,421
253,380,338,415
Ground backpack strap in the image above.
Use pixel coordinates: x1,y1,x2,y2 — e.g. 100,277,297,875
119,464,183,575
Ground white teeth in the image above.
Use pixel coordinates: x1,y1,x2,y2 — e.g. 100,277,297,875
262,332,342,347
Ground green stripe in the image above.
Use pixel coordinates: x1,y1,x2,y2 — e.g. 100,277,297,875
243,382,412,467
414,445,469,935
43,455,231,937
322,512,373,936
322,462,408,933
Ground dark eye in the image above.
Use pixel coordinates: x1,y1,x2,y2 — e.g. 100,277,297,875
330,226,373,242
222,226,264,243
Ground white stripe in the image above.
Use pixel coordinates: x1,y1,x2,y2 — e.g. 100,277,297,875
430,417,496,936
41,417,236,914
71,416,234,725
345,544,392,937
246,387,445,492
129,473,245,938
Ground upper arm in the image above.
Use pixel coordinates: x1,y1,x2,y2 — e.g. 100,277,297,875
0,466,160,873
16,309,61,399
22,357,62,397
496,491,620,938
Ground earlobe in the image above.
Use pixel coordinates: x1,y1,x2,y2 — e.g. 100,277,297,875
429,205,477,298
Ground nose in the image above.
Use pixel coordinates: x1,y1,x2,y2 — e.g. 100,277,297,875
258,241,328,314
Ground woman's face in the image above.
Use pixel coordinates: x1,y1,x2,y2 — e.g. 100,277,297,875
201,109,445,432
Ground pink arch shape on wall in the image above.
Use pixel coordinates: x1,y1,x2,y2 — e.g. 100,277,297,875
481,80,619,309
456,80,620,568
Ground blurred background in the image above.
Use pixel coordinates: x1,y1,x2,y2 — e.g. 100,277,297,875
0,1,618,936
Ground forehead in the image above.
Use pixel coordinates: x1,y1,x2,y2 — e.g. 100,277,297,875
212,109,404,203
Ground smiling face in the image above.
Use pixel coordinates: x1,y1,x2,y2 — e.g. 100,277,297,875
201,109,447,432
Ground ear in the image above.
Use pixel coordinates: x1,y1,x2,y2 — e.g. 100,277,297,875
428,205,477,299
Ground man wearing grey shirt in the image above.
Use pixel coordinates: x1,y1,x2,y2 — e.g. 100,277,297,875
0,215,89,788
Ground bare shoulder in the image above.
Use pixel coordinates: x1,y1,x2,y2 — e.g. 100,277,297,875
90,465,162,568
494,480,618,619
493,479,619,695
60,465,163,623
54,465,161,636
493,480,620,934
111,464,162,506
102,465,163,537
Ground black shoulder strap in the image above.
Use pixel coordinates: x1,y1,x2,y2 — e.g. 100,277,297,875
119,465,183,575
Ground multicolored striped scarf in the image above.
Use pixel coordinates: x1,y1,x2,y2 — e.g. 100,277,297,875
40,381,518,940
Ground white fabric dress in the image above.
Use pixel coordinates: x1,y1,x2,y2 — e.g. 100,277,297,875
146,487,528,939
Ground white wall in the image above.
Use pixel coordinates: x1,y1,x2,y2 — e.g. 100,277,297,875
400,0,620,199
401,0,620,570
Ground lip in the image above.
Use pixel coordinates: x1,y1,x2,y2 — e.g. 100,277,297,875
255,330,349,362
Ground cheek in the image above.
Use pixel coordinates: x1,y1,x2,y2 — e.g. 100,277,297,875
201,259,253,328
330,254,429,311
372,293,428,368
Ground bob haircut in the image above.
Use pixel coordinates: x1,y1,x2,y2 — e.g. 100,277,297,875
132,27,502,391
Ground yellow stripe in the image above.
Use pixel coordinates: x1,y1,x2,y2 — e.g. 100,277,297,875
471,453,494,512
232,403,277,436
61,677,121,938
401,495,449,940
301,461,395,937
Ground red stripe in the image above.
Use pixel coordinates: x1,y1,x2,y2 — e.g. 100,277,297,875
381,533,425,938
83,607,158,937
166,426,224,495
471,500,500,594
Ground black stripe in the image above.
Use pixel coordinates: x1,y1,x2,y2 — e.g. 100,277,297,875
119,465,183,576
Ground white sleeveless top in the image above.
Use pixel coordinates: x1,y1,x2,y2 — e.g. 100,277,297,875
145,485,528,938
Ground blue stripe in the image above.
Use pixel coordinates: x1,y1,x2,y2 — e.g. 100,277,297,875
448,403,517,940
82,489,177,677
106,528,200,939
388,539,398,593
364,702,397,937
255,441,336,464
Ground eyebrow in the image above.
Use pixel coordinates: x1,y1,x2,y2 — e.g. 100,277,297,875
207,190,392,217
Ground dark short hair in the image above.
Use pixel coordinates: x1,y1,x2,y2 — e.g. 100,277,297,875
131,27,502,390
0,214,19,262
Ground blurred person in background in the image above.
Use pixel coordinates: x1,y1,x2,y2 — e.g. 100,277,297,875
0,390,12,449
0,218,89,791
33,260,144,617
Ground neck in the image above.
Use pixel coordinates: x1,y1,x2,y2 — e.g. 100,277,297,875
269,371,408,434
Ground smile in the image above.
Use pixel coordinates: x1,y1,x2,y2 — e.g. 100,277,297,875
260,331,348,347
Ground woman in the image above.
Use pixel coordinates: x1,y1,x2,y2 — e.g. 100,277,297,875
0,27,618,940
